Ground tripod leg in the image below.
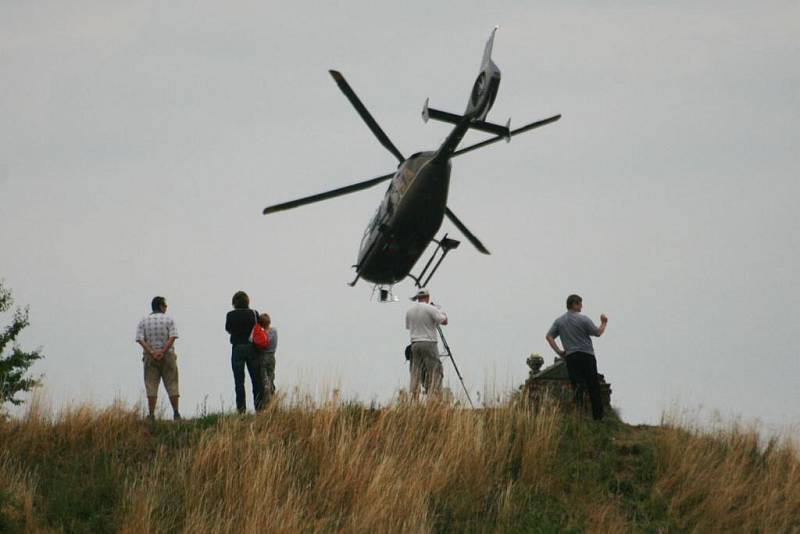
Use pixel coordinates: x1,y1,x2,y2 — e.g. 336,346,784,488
437,326,474,408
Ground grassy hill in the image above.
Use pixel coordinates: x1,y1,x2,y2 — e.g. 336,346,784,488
1,396,798,533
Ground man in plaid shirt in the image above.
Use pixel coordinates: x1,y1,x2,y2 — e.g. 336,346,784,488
136,296,181,421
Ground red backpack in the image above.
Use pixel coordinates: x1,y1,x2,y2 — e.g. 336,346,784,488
249,310,268,350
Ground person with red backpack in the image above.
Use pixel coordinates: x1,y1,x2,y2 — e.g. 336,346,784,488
225,291,266,412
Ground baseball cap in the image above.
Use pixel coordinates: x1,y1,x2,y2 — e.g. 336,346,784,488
410,288,430,301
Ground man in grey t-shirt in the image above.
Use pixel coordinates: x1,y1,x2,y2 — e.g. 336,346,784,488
545,294,608,420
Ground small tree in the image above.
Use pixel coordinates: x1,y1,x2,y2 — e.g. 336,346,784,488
0,281,43,407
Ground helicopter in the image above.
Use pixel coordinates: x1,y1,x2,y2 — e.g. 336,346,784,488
263,28,560,300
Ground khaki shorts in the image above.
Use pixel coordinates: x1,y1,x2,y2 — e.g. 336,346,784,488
142,350,179,397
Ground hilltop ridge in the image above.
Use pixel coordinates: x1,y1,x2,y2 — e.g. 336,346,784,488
1,398,798,532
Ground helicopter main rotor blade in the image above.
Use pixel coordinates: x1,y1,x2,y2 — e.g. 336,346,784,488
263,172,395,215
329,70,406,163
445,207,490,255
452,114,561,157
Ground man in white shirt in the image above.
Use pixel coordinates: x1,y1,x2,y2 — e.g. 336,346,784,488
135,296,181,421
405,288,448,399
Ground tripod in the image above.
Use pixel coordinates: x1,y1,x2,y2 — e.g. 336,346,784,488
437,325,475,408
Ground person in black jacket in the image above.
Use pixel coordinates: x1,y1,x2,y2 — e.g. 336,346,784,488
225,291,265,413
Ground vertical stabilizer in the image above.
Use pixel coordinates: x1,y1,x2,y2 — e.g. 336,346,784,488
465,27,502,121
481,26,498,71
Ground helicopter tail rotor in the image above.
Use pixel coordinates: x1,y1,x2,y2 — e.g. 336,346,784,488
465,27,501,122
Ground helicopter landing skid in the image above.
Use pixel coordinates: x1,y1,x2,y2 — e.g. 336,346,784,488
408,233,461,289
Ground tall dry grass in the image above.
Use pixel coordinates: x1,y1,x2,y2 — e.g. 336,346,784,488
653,414,800,532
0,453,40,532
119,396,564,533
0,397,155,532
2,392,799,532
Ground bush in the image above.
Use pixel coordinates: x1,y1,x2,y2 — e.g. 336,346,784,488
0,281,43,410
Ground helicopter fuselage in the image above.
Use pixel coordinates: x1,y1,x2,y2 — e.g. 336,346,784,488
262,28,560,293
356,151,451,284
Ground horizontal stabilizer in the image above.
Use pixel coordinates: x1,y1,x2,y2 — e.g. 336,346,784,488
422,99,510,139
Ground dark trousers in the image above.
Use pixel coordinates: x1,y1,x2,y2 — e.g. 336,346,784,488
261,351,276,405
231,344,265,413
565,351,604,420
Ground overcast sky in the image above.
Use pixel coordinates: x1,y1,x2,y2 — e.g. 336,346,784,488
1,1,798,429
